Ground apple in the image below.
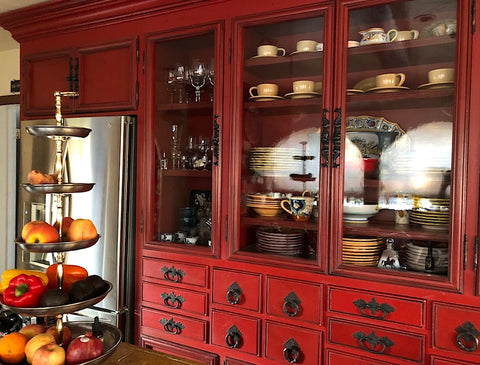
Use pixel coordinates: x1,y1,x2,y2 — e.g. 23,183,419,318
27,170,57,185
31,343,65,365
19,323,46,340
21,221,44,241
66,219,98,242
24,222,60,243
46,325,72,347
25,333,56,364
53,217,74,238
66,332,103,365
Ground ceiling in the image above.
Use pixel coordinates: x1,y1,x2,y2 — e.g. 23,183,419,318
0,0,51,51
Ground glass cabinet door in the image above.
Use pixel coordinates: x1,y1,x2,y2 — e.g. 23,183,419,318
148,24,220,254
232,7,332,268
338,0,459,283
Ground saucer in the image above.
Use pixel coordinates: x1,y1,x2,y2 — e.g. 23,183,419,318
365,86,410,93
347,89,364,95
284,91,321,99
249,95,284,101
417,81,454,90
289,50,319,55
250,55,283,59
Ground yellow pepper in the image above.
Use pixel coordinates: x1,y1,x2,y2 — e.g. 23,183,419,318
0,269,48,294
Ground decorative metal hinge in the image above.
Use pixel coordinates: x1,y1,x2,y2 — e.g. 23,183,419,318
464,234,468,270
320,108,330,167
332,107,342,167
213,114,220,166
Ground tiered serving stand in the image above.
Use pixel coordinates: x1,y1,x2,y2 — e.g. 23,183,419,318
1,91,121,364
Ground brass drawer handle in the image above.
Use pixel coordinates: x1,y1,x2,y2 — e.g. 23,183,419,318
283,338,301,363
161,265,185,283
226,281,242,305
353,330,394,354
283,291,301,317
353,297,395,320
159,318,184,335
160,291,185,309
456,321,480,352
225,325,242,348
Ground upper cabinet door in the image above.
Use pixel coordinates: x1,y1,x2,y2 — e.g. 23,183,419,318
145,22,223,257
230,4,334,271
333,0,466,290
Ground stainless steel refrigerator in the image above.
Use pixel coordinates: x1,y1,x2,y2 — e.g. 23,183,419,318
16,116,136,343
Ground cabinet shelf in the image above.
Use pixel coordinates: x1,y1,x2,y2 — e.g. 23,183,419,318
241,215,318,231
244,97,322,114
156,102,213,114
161,169,212,178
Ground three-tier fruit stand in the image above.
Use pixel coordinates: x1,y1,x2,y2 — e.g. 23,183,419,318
2,91,121,363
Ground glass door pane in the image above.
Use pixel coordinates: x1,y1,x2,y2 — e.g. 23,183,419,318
343,0,456,276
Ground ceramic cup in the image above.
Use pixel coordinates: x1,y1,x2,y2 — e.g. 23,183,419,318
375,73,406,87
314,81,322,93
185,236,199,245
395,29,419,41
174,231,186,243
257,44,286,57
281,196,315,221
360,28,398,45
293,80,315,93
395,210,409,224
160,233,173,242
428,68,455,84
296,40,318,52
348,40,360,48
249,83,278,97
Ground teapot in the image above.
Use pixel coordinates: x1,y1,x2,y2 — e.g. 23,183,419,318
360,27,398,45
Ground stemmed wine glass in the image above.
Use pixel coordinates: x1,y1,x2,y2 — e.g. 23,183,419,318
188,59,207,102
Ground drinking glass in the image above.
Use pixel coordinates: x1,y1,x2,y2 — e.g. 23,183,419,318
188,59,207,102
173,64,188,103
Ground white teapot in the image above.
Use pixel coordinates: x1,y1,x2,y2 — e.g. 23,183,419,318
360,27,398,45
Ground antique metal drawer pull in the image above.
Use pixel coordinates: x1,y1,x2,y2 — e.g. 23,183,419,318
225,325,242,348
283,337,301,363
160,291,185,309
160,265,185,283
226,281,242,305
456,321,480,352
353,297,395,320
160,318,184,335
353,330,394,354
283,291,301,317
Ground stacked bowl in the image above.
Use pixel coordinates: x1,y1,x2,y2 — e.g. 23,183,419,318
245,193,284,217
342,236,385,266
256,227,305,256
405,241,448,273
409,196,450,230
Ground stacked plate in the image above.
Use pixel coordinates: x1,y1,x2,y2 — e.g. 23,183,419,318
342,236,385,266
409,197,450,230
249,147,302,176
405,241,448,273
256,227,305,256
245,193,284,217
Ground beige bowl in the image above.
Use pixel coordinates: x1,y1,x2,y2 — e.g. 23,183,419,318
253,206,284,217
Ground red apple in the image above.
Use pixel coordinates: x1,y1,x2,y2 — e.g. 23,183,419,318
24,222,60,243
66,219,98,242
27,170,57,185
46,325,72,347
53,217,74,238
66,332,103,365
24,333,56,364
31,343,65,365
21,221,44,241
18,323,46,340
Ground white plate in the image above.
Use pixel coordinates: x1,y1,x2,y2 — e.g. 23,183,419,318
249,95,284,101
417,81,454,90
347,89,364,95
365,86,410,93
284,91,321,99
250,55,283,59
289,50,320,55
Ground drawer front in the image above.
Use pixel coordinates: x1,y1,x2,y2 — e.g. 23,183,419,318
211,310,260,355
266,276,322,325
327,350,386,365
433,302,480,356
431,356,475,365
212,268,261,312
328,318,424,363
141,308,208,343
142,281,208,316
329,286,424,327
265,321,321,365
143,258,208,288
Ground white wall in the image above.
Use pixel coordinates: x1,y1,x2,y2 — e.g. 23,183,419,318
0,48,20,95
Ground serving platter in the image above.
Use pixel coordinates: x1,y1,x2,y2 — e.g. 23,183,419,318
15,235,101,253
22,183,95,194
26,125,92,138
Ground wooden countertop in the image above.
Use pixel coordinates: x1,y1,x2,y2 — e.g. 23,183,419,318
103,342,203,365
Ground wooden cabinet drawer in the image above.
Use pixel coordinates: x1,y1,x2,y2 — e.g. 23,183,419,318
327,350,386,365
141,308,208,344
431,356,475,365
266,276,322,325
142,281,208,316
328,286,425,328
265,321,322,365
211,310,260,356
328,318,425,363
212,268,260,312
143,258,208,288
433,302,480,356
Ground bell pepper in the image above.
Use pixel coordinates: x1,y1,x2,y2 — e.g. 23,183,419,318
46,264,88,292
0,269,48,294
2,274,47,307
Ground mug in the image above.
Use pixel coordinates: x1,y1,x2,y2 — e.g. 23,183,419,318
293,80,315,93
375,73,406,87
296,40,318,52
428,68,455,84
395,30,419,41
249,83,278,97
174,231,186,243
360,28,398,45
185,236,199,245
160,233,173,242
257,44,286,57
281,196,315,221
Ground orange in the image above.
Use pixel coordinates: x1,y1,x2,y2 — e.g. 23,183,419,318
0,332,28,364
